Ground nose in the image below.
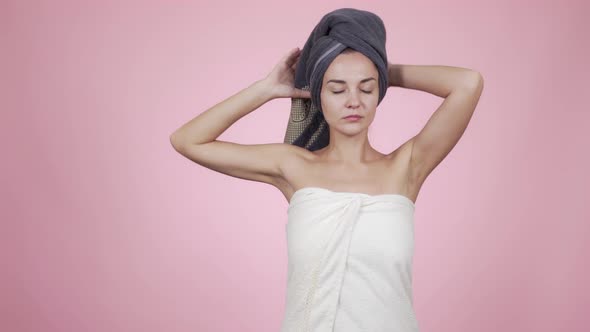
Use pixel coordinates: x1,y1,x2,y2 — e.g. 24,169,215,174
346,91,361,109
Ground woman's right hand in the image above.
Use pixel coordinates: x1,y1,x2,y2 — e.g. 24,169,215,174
261,47,311,100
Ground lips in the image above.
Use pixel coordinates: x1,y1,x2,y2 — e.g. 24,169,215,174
343,115,362,119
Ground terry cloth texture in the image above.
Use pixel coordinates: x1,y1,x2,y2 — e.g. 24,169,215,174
283,8,389,151
280,187,419,332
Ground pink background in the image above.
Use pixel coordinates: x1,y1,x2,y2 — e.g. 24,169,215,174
3,0,589,331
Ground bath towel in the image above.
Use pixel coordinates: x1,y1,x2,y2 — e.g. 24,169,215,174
280,187,419,332
283,8,389,151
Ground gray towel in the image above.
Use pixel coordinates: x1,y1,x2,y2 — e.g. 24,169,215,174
283,8,389,151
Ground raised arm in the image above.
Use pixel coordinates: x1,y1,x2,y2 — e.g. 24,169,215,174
170,48,311,186
388,64,484,187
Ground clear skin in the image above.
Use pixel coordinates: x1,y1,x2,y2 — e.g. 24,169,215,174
314,49,384,164
170,46,483,203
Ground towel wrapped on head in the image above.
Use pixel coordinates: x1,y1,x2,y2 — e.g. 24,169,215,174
283,8,389,151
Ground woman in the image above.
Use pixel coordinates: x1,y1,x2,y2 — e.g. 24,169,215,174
171,8,483,332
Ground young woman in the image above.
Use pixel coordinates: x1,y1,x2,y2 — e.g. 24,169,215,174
170,9,483,332
169,47,483,207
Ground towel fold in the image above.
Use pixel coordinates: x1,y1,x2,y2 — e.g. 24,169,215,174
280,187,419,332
283,8,389,151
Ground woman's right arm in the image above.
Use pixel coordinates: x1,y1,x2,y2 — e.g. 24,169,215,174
170,48,309,187
169,79,296,187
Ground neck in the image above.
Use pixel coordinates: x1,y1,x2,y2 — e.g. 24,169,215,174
321,129,378,164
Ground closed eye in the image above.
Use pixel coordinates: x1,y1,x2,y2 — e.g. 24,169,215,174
332,90,373,94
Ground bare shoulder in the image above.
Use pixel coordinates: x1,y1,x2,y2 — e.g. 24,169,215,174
273,144,314,195
273,138,424,203
385,137,423,202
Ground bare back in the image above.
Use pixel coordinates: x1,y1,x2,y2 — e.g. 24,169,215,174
274,139,420,204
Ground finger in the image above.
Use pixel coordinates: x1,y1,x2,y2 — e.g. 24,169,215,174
285,47,300,59
286,49,300,67
280,49,296,65
291,56,300,71
295,88,311,99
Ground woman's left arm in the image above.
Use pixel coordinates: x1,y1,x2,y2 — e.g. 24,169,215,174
388,63,484,186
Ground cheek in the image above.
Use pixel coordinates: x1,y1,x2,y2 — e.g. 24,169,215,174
320,93,339,113
319,101,339,123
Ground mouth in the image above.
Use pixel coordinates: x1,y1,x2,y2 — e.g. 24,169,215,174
343,114,363,120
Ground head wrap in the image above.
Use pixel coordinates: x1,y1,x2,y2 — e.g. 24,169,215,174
283,7,389,151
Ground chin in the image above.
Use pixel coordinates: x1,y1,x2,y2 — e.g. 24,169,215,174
335,125,368,136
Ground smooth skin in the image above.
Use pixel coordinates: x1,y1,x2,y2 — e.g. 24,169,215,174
170,47,484,204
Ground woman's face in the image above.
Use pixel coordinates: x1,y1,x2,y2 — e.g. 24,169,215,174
320,50,380,136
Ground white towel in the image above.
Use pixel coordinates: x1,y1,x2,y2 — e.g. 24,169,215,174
281,187,419,332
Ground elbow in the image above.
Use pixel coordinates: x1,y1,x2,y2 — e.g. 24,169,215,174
466,71,484,88
459,71,484,93
169,132,185,152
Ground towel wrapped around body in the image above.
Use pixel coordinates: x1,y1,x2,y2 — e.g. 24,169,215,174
283,8,390,151
281,187,419,332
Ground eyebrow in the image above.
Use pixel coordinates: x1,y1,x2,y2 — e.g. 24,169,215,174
326,77,376,84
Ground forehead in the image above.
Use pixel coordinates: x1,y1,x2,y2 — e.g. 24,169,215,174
324,52,378,82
